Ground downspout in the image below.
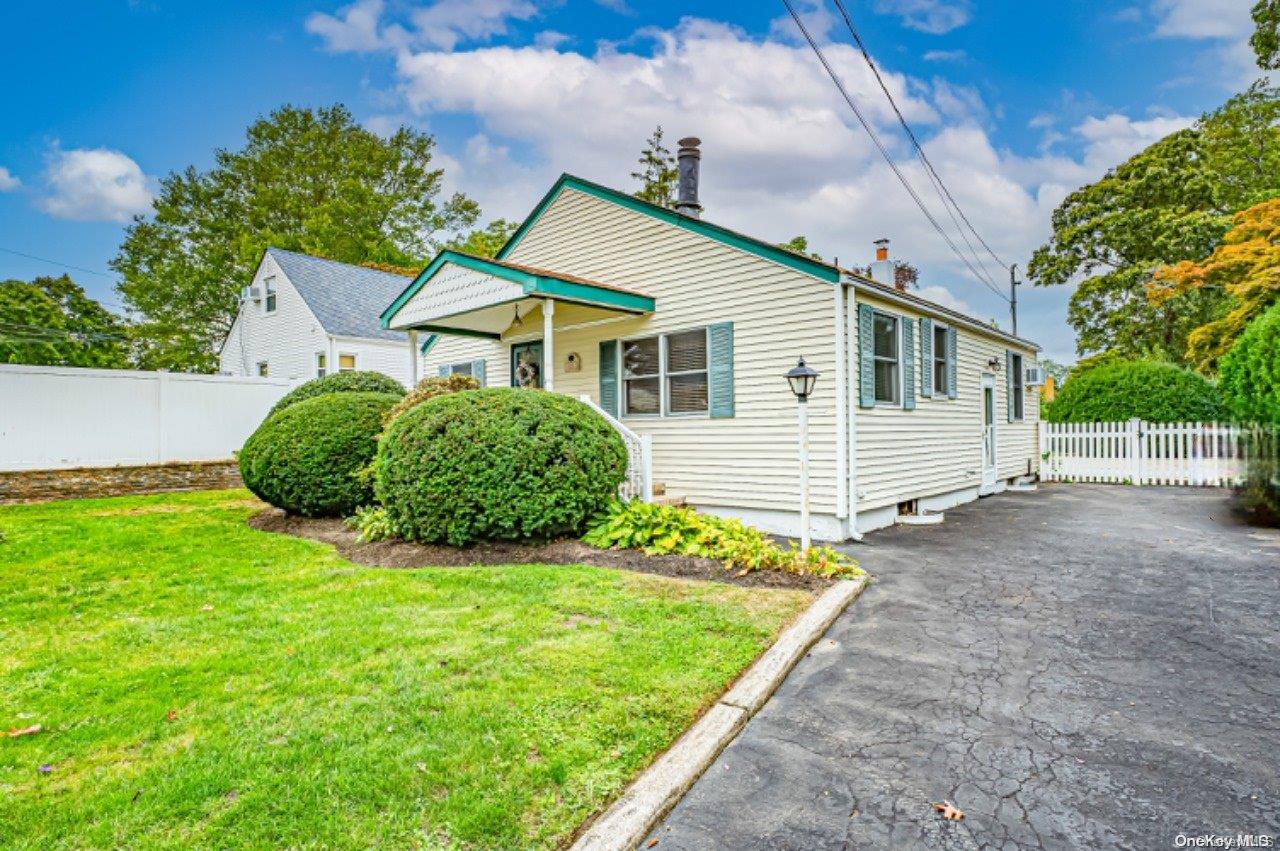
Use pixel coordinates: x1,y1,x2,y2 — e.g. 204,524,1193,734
845,280,863,541
834,282,848,522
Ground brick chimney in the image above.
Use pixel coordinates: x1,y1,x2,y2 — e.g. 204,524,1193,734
870,238,899,288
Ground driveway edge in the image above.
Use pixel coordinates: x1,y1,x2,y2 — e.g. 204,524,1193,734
570,575,870,851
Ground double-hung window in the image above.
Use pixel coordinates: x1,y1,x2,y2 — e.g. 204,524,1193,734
1010,352,1025,420
445,362,474,377
338,353,356,373
257,361,269,377
316,352,327,378
264,277,277,314
933,324,949,397
873,312,901,405
622,328,708,416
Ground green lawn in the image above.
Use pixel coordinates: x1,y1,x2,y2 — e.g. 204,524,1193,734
0,490,810,850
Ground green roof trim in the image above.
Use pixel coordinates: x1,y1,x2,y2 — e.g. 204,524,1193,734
381,248,655,330
496,174,840,284
419,333,440,355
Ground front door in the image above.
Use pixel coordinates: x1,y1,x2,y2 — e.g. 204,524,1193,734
980,373,998,495
511,342,543,389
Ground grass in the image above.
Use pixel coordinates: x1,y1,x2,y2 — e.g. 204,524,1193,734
0,490,811,850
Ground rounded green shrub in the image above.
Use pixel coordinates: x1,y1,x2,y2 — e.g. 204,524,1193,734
1219,300,1280,424
267,370,405,418
1045,359,1223,423
240,391,400,517
375,389,628,545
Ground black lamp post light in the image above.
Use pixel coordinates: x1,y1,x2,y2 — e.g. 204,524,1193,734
784,357,819,550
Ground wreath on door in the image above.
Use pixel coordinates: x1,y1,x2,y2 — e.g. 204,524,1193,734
515,360,540,388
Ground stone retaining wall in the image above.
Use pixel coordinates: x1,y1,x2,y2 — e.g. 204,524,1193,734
0,461,243,504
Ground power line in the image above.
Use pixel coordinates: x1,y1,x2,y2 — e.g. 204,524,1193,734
830,0,1009,276
781,0,1010,303
0,246,129,312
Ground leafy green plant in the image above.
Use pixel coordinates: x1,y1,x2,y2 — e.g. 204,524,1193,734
267,371,405,419
1044,359,1224,423
375,389,627,546
346,506,395,542
583,500,863,579
1219,300,1280,424
382,373,480,426
240,391,400,517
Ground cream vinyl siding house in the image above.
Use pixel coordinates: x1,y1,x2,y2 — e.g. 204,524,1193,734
385,171,1041,539
219,248,427,387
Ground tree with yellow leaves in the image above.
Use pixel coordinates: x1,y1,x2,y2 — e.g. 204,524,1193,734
1148,196,1280,372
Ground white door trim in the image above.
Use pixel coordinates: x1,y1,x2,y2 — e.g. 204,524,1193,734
980,372,998,495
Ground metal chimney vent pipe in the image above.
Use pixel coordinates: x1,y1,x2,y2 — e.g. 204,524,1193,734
675,137,703,219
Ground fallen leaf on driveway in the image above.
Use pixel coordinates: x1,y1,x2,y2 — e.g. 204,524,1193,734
7,724,41,737
931,800,965,821
645,839,659,848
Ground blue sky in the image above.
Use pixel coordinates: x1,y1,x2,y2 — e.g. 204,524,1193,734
0,0,1259,359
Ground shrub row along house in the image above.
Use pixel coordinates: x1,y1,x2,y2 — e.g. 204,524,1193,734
224,139,1042,538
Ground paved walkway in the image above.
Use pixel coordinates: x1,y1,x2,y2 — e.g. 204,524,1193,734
649,486,1280,849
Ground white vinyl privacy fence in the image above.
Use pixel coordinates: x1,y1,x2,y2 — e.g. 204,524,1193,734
0,364,296,471
1039,419,1251,487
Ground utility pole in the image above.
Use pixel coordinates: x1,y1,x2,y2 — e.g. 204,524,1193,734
1009,264,1019,337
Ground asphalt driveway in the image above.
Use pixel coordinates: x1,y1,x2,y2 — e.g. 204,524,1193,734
649,485,1280,850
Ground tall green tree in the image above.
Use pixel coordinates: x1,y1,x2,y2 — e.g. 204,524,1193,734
0,275,128,367
631,126,678,208
113,104,480,371
448,219,519,258
1252,0,1280,69
1029,82,1280,363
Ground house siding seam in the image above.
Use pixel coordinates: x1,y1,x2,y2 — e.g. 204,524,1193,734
421,186,842,515
852,290,1040,514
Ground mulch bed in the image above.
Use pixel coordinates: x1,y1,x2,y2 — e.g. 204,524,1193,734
249,509,831,591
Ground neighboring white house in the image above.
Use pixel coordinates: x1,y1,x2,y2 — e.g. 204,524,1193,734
219,248,431,386
380,141,1044,539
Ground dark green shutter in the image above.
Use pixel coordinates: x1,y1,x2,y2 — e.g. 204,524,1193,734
902,317,916,410
598,339,619,417
858,303,875,408
946,328,957,399
708,322,735,418
471,359,487,387
437,364,449,378
1006,349,1015,422
920,317,933,398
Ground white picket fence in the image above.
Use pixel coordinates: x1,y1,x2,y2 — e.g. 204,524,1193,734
1039,419,1250,487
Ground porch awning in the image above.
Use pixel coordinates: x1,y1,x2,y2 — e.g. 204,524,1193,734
381,250,654,338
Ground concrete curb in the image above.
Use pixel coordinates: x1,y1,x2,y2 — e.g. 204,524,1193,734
570,575,870,851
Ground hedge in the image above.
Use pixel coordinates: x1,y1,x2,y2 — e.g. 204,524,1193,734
240,391,400,517
375,389,627,545
1218,300,1280,424
382,373,480,426
267,370,404,418
1045,360,1223,423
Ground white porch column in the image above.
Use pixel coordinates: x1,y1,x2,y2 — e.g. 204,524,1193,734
543,298,555,391
408,330,419,386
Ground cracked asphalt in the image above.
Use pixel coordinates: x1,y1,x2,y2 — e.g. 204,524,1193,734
648,485,1280,850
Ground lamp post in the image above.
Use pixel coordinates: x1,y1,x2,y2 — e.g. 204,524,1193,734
785,357,819,551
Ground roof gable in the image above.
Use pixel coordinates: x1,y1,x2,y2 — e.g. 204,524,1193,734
266,248,410,342
496,174,840,284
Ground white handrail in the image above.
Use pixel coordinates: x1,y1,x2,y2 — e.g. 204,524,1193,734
579,394,652,502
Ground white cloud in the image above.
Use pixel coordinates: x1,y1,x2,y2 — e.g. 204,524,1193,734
874,0,971,34
38,146,154,223
308,0,538,52
307,0,386,52
1151,0,1250,39
917,284,971,314
922,49,967,62
0,167,20,192
534,30,571,49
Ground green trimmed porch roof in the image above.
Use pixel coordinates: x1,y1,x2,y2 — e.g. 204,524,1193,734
381,249,655,339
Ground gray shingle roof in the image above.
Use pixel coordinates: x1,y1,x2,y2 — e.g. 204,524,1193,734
267,247,412,342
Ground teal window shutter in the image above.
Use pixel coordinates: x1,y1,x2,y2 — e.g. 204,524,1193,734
598,340,619,417
471,359,487,387
902,317,916,410
437,364,450,378
708,322,735,418
858,303,875,408
919,317,933,398
946,327,957,399
1006,349,1015,422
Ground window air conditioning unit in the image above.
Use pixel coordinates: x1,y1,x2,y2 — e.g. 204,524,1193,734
1025,365,1046,386
241,285,262,302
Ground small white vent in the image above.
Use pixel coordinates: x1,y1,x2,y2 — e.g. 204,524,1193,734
241,286,262,302
1025,365,1046,386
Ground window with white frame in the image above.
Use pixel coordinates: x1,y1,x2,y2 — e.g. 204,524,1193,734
264,277,277,314
316,352,327,378
622,328,708,416
933,323,949,397
1010,352,1025,420
445,362,473,377
338,353,356,372
873,312,901,405
257,361,269,377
